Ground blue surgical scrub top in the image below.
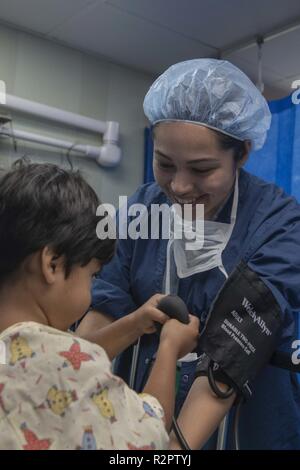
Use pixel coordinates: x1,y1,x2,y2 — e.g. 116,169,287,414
91,169,300,449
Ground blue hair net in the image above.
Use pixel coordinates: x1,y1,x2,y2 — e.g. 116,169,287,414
143,59,271,150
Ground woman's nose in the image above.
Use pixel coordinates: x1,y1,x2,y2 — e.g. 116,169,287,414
170,173,194,196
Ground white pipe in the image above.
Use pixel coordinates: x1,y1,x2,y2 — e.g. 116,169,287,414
0,80,6,105
4,94,107,134
103,121,119,143
0,127,121,167
2,94,120,151
1,127,95,155
0,93,121,167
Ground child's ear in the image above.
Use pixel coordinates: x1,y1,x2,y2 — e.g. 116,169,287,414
41,247,63,284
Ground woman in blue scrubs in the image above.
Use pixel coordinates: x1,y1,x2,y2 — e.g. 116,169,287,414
77,59,300,449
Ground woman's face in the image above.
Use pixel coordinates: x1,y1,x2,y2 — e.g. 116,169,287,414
153,122,247,220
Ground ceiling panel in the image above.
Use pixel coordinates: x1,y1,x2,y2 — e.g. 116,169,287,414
225,49,284,83
224,27,300,96
107,0,300,48
49,1,215,74
0,0,95,34
225,55,288,98
0,0,298,98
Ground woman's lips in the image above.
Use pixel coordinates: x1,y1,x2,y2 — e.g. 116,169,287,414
172,194,208,205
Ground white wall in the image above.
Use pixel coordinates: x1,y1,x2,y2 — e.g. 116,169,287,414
0,24,153,205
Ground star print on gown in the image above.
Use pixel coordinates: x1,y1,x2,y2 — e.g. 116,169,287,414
58,341,93,370
21,423,52,450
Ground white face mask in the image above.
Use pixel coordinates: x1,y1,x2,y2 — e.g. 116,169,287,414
164,172,239,294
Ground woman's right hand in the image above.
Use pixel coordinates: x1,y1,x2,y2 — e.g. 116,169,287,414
159,314,200,359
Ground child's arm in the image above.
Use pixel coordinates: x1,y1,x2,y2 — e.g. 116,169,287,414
76,310,113,334
168,376,236,449
76,294,169,360
142,315,200,432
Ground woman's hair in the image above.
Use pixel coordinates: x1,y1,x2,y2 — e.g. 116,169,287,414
0,159,115,285
213,130,249,162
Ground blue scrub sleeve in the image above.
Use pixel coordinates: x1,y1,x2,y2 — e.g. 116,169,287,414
91,236,138,320
91,183,164,321
244,208,300,345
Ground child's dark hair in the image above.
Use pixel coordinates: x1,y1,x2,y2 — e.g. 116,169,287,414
0,159,115,285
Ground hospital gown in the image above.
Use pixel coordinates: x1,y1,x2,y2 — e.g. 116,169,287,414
0,322,168,450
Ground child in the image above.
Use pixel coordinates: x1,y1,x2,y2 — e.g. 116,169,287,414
0,160,199,450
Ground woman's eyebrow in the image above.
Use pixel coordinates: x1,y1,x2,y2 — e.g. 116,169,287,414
155,150,219,165
187,158,219,164
154,150,172,160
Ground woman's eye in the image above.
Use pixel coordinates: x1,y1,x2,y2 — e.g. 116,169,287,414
157,162,174,170
192,168,214,174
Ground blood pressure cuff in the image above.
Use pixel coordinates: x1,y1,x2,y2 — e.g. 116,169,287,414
195,352,239,394
197,260,283,399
